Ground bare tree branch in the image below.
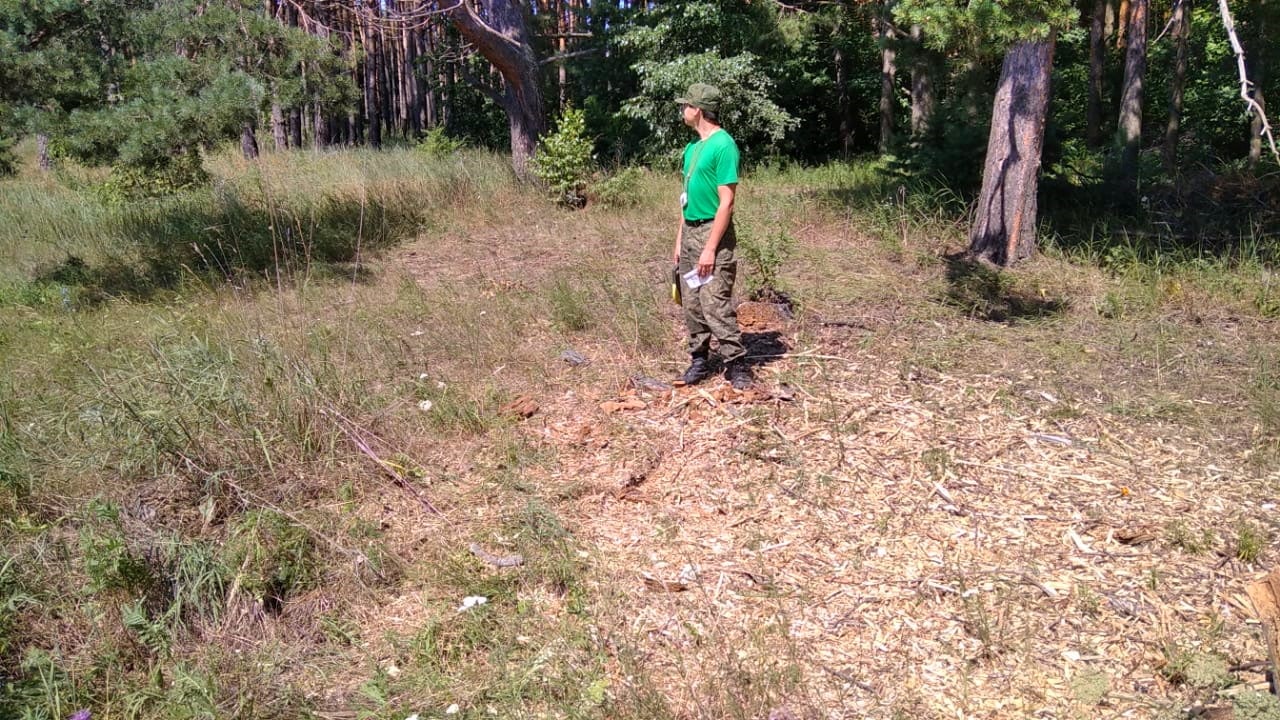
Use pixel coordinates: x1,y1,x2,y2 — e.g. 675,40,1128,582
1218,0,1279,165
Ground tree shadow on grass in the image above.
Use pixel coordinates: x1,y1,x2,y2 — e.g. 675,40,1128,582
940,254,1067,323
24,194,417,308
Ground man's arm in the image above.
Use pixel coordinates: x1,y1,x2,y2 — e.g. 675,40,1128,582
696,183,736,277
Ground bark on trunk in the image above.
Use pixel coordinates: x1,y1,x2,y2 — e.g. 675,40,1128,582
1247,11,1266,171
1163,0,1190,172
271,100,288,150
289,109,303,148
1114,0,1148,191
241,122,260,160
969,38,1057,267
447,0,545,179
878,5,897,153
36,134,51,171
1087,0,1107,147
909,25,936,137
835,44,853,155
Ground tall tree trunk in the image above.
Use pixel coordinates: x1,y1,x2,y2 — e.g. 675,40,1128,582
36,133,51,171
1114,0,1148,192
878,3,897,153
1163,0,1190,172
271,99,288,151
1247,11,1267,171
446,0,545,179
969,37,1057,266
835,43,853,155
909,25,936,137
241,122,261,160
289,109,303,148
361,13,382,149
314,101,329,149
1087,0,1107,146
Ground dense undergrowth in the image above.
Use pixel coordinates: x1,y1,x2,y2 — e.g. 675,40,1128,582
1,144,1278,719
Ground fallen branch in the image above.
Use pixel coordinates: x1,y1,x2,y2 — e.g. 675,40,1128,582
468,543,524,568
325,409,443,516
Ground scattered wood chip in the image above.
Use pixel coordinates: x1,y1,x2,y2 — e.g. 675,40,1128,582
641,573,689,592
1116,524,1159,545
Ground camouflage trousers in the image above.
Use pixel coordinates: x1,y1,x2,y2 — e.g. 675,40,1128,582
678,220,744,364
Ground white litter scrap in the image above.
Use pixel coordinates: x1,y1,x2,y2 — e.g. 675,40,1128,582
456,595,488,613
417,400,434,412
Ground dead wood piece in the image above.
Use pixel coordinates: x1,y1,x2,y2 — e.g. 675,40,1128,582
1245,566,1280,698
468,543,525,568
499,394,539,418
601,398,647,413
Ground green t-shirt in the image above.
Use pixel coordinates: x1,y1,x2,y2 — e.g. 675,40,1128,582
681,128,739,222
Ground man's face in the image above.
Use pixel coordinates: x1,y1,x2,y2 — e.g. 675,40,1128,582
681,103,700,128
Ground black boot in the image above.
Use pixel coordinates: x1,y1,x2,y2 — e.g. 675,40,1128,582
725,360,753,390
679,354,711,386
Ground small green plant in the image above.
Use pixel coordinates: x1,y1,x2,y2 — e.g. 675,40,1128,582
1233,690,1280,720
1234,519,1268,563
416,127,465,158
1160,649,1231,689
1070,669,1109,706
223,510,319,611
739,226,795,301
548,277,592,332
1165,520,1215,555
588,166,644,208
532,107,593,208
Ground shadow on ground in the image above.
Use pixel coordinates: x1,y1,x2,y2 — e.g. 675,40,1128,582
940,255,1067,323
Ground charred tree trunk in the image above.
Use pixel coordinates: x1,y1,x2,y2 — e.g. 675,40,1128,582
1163,0,1190,172
1114,0,1148,192
1087,0,1107,146
878,4,897,153
969,37,1057,266
241,122,261,160
909,25,936,138
447,0,545,179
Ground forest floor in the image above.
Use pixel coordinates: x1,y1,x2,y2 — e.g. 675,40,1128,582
2,149,1278,720
391,176,1280,720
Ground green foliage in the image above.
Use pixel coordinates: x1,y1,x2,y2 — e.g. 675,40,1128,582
548,276,593,332
416,127,465,158
621,52,797,161
894,0,1078,52
588,166,645,208
738,226,795,299
224,510,319,609
0,136,17,177
532,107,594,208
1234,690,1280,720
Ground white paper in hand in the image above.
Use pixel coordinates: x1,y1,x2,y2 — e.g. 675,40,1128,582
682,268,714,290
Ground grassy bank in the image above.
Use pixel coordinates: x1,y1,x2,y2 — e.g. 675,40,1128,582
2,145,1279,719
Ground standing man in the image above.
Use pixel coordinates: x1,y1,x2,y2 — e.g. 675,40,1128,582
673,83,751,390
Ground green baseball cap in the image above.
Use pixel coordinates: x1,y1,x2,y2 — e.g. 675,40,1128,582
675,83,721,113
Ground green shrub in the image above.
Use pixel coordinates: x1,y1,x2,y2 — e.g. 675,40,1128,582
532,107,593,208
739,226,795,300
588,166,644,208
416,127,465,158
223,510,319,609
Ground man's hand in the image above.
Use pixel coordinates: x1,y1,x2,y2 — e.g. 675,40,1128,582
697,248,715,277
